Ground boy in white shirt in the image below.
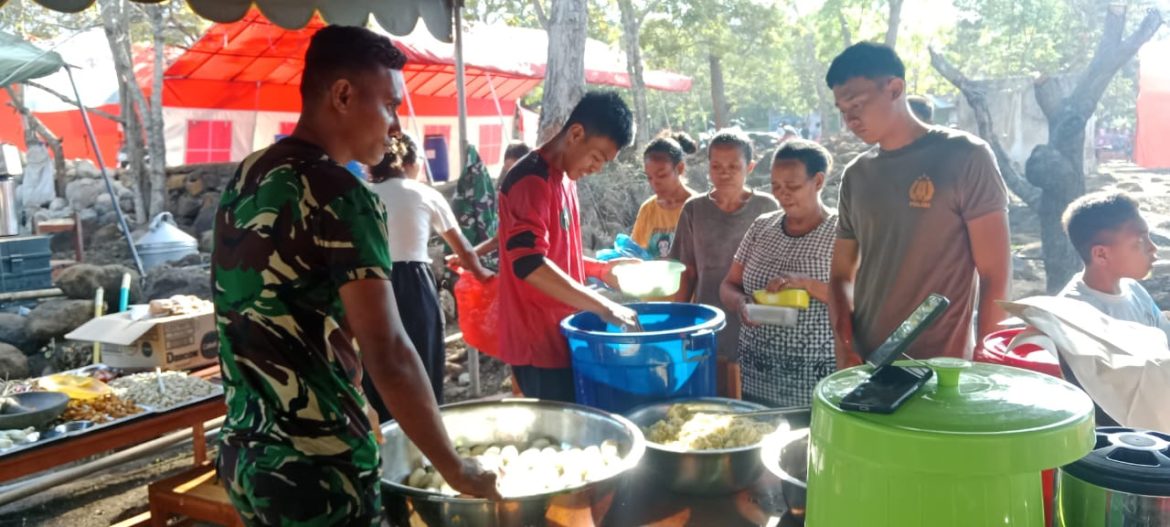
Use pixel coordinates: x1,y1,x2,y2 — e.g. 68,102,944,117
1059,191,1169,339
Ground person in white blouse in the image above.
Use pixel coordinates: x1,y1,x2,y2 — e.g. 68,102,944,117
365,134,493,422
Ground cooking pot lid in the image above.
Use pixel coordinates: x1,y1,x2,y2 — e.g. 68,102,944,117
135,212,196,247
819,359,1093,435
1062,427,1170,496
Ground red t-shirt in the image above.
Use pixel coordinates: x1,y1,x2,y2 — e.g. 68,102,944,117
497,152,585,368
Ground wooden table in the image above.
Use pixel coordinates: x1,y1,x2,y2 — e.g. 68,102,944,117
0,396,225,481
0,366,226,482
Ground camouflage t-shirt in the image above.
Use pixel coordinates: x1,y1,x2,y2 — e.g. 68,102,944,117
212,137,392,470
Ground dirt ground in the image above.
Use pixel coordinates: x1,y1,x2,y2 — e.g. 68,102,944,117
2,160,1168,526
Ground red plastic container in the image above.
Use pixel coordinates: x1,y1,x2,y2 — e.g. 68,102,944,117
451,266,500,358
977,327,1063,378
977,327,1063,527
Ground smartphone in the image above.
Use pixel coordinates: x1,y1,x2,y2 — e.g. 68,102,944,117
864,293,951,369
839,365,934,414
838,293,950,414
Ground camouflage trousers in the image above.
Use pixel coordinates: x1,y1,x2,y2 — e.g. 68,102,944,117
218,441,382,527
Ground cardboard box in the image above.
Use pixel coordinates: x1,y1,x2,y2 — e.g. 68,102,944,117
65,306,220,371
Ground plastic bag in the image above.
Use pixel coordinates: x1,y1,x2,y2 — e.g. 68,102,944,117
595,233,653,261
1002,296,1170,433
451,265,500,358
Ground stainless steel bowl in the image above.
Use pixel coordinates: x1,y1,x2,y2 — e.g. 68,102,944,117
761,427,809,518
379,399,645,527
624,397,800,495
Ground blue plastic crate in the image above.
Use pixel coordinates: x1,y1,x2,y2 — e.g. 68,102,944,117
560,302,725,413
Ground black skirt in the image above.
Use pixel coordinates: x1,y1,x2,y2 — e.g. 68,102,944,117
362,261,445,423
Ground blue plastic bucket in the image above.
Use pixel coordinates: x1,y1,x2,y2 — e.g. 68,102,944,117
423,135,450,182
560,302,725,413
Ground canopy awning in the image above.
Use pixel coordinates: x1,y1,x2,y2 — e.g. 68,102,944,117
161,10,690,113
0,31,64,86
8,0,454,41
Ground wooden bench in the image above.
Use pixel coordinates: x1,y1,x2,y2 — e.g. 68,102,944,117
146,463,243,527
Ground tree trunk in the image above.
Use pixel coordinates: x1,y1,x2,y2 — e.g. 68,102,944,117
932,7,1162,293
618,0,650,151
837,11,852,48
537,0,587,144
709,54,729,130
1026,7,1162,292
885,0,903,49
99,0,148,223
145,4,168,220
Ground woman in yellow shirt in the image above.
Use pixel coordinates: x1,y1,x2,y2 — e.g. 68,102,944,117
631,132,699,258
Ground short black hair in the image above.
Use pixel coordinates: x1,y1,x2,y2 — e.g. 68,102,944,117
302,25,407,100
825,42,905,89
908,95,933,123
369,133,418,183
644,131,698,165
1062,191,1144,263
708,129,752,163
562,91,634,149
504,141,531,161
772,139,833,178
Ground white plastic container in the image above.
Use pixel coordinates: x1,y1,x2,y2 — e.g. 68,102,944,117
745,304,799,327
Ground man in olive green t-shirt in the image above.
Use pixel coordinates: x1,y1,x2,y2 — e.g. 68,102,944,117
824,43,1012,366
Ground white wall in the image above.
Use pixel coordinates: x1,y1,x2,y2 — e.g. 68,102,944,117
162,108,514,180
162,107,257,167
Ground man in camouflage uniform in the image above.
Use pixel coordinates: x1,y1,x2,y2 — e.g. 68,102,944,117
212,25,498,527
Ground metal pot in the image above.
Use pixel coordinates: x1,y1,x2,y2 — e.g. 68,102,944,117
0,175,18,237
135,212,198,270
761,427,809,519
1056,427,1170,526
624,397,801,495
379,399,645,527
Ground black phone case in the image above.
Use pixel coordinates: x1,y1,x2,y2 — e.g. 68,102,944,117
839,366,934,414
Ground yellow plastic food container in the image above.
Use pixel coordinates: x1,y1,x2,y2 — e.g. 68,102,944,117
38,374,113,400
752,289,810,309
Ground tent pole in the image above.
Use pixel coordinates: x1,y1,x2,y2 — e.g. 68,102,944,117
64,65,145,276
454,0,469,172
400,79,435,184
484,73,509,139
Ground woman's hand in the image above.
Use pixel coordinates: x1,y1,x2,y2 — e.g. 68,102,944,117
736,295,760,328
766,272,811,292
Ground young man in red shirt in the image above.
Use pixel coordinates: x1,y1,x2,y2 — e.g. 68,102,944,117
497,91,640,401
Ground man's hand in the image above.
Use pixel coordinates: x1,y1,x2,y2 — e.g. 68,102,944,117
829,238,862,370
601,301,641,330
600,258,641,290
444,253,459,269
766,272,810,292
472,267,496,282
443,458,502,500
831,312,862,369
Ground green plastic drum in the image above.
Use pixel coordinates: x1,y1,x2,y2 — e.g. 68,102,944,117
807,359,1095,527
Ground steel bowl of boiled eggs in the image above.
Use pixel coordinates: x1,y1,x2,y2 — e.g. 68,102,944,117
379,399,646,527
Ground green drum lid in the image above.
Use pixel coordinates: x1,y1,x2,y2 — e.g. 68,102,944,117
813,359,1096,474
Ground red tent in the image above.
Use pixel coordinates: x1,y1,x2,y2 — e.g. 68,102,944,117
157,10,690,173
1135,40,1170,169
164,10,690,115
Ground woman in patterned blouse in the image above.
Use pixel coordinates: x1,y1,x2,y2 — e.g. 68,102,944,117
719,139,838,407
